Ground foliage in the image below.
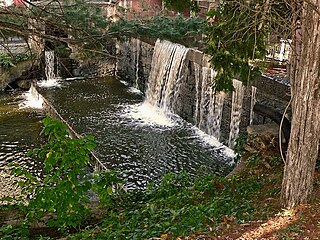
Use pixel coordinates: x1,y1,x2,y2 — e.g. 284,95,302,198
204,0,292,91
0,6,27,37
0,52,36,69
41,0,108,43
161,0,199,13
0,53,15,68
53,43,72,58
92,171,123,207
0,0,110,56
233,134,248,163
2,118,283,239
0,223,29,240
12,116,96,229
109,15,205,46
205,1,268,91
68,172,267,239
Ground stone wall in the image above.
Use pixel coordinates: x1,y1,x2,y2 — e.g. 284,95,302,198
116,38,154,93
116,38,291,146
0,60,39,91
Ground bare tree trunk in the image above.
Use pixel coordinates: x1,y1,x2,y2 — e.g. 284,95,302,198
281,0,320,208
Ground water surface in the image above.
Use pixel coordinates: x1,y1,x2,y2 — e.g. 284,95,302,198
0,91,43,174
40,77,234,188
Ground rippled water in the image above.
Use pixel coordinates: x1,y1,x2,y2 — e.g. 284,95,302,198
0,91,43,175
40,77,234,188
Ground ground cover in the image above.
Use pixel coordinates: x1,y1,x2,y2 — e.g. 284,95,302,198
65,152,320,240
0,118,319,240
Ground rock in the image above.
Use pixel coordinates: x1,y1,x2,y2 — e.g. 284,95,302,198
247,122,280,137
0,60,39,91
15,79,32,90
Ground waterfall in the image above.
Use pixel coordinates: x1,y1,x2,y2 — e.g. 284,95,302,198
134,38,140,89
145,39,189,113
228,79,245,148
198,67,211,130
194,66,225,140
193,62,202,125
250,86,257,125
140,39,245,148
39,51,60,87
45,51,56,80
207,89,225,140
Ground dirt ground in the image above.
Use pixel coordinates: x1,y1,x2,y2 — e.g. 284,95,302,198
182,165,320,240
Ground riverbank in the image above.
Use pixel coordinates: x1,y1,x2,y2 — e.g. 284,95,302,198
1,87,319,239
1,145,320,239
66,150,320,240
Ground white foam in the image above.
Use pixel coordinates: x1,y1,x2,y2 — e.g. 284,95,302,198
19,88,43,109
37,79,61,88
122,102,175,127
128,87,142,95
120,80,129,86
192,126,235,159
65,76,85,81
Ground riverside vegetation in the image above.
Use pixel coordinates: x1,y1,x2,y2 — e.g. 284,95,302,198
0,117,319,239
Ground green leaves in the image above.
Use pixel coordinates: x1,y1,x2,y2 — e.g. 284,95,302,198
6,116,274,239
205,0,269,91
13,116,96,229
0,54,15,68
0,52,35,69
161,0,199,13
109,15,205,46
92,171,123,207
78,172,262,239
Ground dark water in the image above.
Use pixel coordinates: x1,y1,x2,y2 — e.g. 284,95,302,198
0,91,43,175
40,77,234,188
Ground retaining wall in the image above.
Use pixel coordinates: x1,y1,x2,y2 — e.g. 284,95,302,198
116,38,291,145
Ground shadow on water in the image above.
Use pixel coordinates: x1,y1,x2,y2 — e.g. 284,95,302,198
40,76,234,189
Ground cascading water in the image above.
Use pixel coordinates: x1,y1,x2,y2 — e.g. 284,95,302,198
45,51,55,80
250,86,257,125
194,66,225,140
41,76,234,189
134,38,140,89
198,67,211,131
207,89,225,140
145,39,189,112
228,79,245,148
39,51,60,87
127,39,190,127
127,39,142,94
193,62,202,125
19,84,44,109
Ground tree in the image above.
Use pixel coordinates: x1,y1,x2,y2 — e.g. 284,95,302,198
0,0,112,57
2,0,319,207
281,0,320,207
161,0,198,13
205,0,320,208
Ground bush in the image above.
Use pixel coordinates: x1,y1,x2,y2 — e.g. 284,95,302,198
12,116,96,228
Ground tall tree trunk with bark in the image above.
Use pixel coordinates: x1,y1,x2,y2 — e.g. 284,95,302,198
281,0,320,208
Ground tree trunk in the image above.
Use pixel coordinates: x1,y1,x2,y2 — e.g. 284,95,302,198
281,0,320,207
